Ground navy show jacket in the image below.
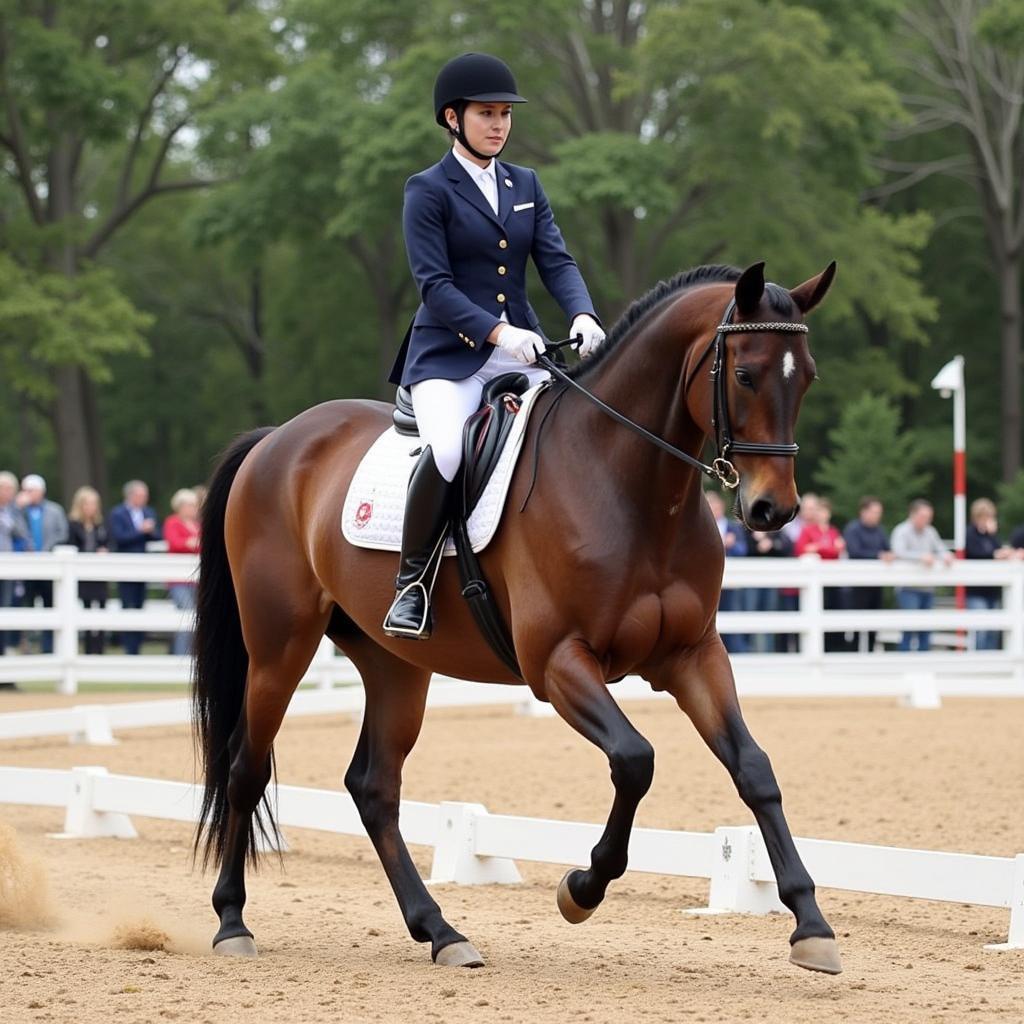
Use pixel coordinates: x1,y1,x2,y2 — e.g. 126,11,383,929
389,148,598,387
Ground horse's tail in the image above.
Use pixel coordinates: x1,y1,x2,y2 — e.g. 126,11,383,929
192,426,276,869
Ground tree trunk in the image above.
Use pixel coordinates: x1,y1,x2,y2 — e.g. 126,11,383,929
52,365,96,502
998,251,1022,481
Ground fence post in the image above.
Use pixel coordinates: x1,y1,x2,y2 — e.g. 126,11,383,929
984,853,1024,952
54,546,79,695
901,672,941,710
426,801,521,885
1006,572,1024,687
800,556,824,673
685,826,785,916
517,694,557,717
53,766,137,839
70,705,117,745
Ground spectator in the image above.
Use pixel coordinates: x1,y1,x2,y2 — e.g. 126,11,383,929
795,496,848,651
1009,520,1024,551
0,470,28,674
164,488,200,656
964,498,1017,651
843,496,894,652
890,499,953,652
783,491,819,545
747,528,794,652
706,490,750,654
0,473,27,684
67,486,110,655
108,479,160,655
14,474,68,654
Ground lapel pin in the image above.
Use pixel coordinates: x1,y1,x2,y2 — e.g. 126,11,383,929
504,178,512,188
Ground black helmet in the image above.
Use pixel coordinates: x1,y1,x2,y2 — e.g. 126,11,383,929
433,52,527,128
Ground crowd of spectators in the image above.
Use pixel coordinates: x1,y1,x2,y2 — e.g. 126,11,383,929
0,472,204,661
708,490,1024,654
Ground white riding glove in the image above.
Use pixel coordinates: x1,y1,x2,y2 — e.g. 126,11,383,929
570,313,606,358
494,324,546,365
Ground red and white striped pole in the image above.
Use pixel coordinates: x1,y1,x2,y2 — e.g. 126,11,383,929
931,356,966,613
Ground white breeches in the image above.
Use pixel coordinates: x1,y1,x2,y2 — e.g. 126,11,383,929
410,344,550,482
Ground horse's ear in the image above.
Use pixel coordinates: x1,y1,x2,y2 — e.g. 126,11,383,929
734,261,766,317
790,260,837,315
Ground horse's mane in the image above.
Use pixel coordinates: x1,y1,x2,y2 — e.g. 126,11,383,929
568,263,795,380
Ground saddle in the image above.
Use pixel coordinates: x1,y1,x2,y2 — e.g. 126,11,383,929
393,372,532,677
393,372,531,519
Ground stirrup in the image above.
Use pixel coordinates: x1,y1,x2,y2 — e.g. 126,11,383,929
382,581,432,639
381,532,446,640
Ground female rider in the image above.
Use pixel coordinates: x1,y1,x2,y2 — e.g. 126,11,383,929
384,51,605,639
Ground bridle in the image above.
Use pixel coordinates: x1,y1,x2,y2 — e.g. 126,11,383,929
538,297,810,490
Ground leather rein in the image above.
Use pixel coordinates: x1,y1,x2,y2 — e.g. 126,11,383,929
537,298,809,490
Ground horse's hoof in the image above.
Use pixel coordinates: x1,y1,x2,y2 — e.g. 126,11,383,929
789,936,842,975
557,870,596,924
434,940,484,968
213,935,258,958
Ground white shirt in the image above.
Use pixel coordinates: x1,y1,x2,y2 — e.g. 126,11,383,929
451,145,499,214
450,145,508,324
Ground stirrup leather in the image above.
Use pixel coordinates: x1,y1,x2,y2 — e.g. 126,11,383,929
382,530,447,638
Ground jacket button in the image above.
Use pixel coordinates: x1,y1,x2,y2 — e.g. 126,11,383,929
497,293,506,303
497,265,506,275
468,341,476,348
498,239,508,249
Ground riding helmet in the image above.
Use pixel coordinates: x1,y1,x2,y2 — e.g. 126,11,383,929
433,52,527,127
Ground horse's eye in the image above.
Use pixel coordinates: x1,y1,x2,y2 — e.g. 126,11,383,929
735,368,754,388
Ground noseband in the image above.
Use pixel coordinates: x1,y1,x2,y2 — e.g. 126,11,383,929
539,297,809,489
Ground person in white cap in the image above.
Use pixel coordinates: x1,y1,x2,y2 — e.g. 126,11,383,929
14,473,68,654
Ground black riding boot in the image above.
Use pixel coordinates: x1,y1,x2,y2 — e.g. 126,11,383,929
382,447,453,640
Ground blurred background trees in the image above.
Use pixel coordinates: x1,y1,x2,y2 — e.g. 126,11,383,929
0,0,1019,532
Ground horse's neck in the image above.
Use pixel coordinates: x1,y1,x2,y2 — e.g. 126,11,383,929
555,304,711,517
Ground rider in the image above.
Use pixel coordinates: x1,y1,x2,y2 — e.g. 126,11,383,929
383,51,605,640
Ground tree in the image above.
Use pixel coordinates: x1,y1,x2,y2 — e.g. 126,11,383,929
0,0,280,497
816,393,932,523
873,0,1024,480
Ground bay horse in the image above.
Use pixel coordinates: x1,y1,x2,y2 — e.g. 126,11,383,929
192,260,842,974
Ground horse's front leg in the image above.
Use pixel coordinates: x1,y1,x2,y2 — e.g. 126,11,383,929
543,637,655,921
654,636,842,975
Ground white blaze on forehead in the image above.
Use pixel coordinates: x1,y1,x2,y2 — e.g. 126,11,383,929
782,350,796,379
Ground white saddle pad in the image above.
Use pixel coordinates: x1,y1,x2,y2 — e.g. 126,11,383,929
342,382,548,555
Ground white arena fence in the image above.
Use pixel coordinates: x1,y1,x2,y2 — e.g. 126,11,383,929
0,547,1023,695
1,764,1020,952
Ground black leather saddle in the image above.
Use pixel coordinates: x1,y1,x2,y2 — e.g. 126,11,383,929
390,372,535,678
393,372,532,518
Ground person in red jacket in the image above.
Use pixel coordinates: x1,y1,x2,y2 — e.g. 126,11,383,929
164,488,200,656
795,497,848,651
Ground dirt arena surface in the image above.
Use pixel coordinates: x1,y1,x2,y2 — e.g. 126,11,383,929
1,690,1022,1023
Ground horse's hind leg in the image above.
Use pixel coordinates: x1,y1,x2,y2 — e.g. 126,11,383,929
211,572,328,956
543,638,655,922
336,634,482,967
655,638,842,975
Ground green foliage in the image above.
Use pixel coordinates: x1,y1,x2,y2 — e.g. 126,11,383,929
995,472,1024,533
0,254,150,401
815,393,932,524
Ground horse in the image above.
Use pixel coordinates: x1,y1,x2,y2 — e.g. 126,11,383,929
192,259,842,974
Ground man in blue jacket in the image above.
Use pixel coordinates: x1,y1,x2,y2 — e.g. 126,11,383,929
108,479,160,655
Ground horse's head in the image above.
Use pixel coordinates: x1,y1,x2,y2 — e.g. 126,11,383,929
706,260,835,532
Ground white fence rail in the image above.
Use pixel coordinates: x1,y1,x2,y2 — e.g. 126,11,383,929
6,668,1024,748
1,548,1023,694
1,764,1019,951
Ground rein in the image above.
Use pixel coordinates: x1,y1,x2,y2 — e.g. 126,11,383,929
539,298,809,490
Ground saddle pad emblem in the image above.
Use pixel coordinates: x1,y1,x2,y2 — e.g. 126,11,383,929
341,382,547,555
354,500,374,529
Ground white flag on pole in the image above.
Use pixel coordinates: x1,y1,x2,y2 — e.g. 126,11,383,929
930,355,964,393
